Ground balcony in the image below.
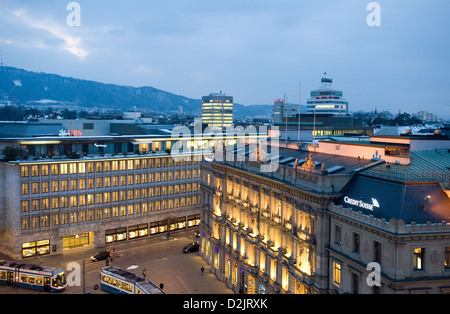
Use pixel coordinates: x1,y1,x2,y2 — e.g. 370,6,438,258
294,227,316,245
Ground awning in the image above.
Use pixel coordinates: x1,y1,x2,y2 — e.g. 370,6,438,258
132,141,154,145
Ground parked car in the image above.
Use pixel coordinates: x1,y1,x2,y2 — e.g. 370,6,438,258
182,242,199,253
91,251,110,262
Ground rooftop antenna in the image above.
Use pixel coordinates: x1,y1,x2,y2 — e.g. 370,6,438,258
298,82,301,146
285,95,288,144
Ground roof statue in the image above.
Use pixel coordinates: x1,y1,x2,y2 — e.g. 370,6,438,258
251,141,266,162
302,154,316,170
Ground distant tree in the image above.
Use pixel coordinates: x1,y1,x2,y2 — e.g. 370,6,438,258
0,105,25,121
62,108,77,119
2,146,25,161
390,112,422,126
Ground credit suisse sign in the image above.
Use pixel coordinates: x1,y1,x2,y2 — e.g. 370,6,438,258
344,196,380,211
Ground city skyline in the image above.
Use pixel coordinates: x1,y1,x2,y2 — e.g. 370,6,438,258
0,0,449,118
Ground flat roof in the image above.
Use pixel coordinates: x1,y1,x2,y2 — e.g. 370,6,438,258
222,145,378,175
361,149,450,183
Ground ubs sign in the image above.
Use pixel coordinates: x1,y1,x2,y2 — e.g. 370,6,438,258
59,129,83,137
344,196,380,211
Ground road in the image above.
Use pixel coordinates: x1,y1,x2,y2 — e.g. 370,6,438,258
0,229,233,295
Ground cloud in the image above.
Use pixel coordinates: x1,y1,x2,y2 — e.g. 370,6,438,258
12,8,88,59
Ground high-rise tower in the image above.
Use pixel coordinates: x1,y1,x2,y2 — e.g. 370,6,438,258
306,75,349,116
201,92,233,128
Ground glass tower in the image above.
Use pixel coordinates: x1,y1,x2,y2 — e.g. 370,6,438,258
202,92,233,127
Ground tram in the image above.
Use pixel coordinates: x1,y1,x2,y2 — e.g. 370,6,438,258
100,266,165,294
0,260,66,292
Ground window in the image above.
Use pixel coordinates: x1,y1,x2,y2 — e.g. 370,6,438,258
351,273,359,294
41,165,49,176
69,163,77,174
51,164,59,175
21,166,29,177
413,248,425,271
51,197,59,209
52,214,59,226
21,183,29,195
22,217,30,230
51,181,59,192
333,261,341,286
60,164,68,175
374,241,382,264
31,199,40,211
31,182,39,194
41,181,49,193
334,225,342,246
79,162,86,174
445,247,450,270
70,195,77,207
31,165,39,176
21,200,29,212
41,198,49,210
352,232,360,254
61,180,68,191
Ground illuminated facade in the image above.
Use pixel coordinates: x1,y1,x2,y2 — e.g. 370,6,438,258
306,76,349,116
200,134,450,294
0,132,259,260
199,145,378,294
202,92,233,128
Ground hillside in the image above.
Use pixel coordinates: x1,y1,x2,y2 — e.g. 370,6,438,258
0,66,202,112
0,66,274,117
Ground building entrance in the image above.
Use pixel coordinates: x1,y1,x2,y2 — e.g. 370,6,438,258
63,232,93,249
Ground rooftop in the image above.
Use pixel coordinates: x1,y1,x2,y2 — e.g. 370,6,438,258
361,149,450,183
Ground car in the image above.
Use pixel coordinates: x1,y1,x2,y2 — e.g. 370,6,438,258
182,242,199,253
91,251,111,262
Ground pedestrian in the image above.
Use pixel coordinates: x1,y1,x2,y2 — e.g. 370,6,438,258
201,266,204,276
112,245,116,253
160,282,164,290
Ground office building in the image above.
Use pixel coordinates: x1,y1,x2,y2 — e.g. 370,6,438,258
0,124,265,260
202,92,233,128
272,99,300,124
199,133,450,294
306,76,349,116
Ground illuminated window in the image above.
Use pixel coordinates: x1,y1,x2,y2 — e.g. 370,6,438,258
444,247,450,269
333,261,341,286
60,163,68,175
78,162,86,173
21,166,29,177
413,248,425,271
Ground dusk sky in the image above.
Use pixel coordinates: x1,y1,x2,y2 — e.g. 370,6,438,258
1,0,449,118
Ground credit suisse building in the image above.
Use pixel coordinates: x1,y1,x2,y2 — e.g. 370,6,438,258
199,134,450,294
